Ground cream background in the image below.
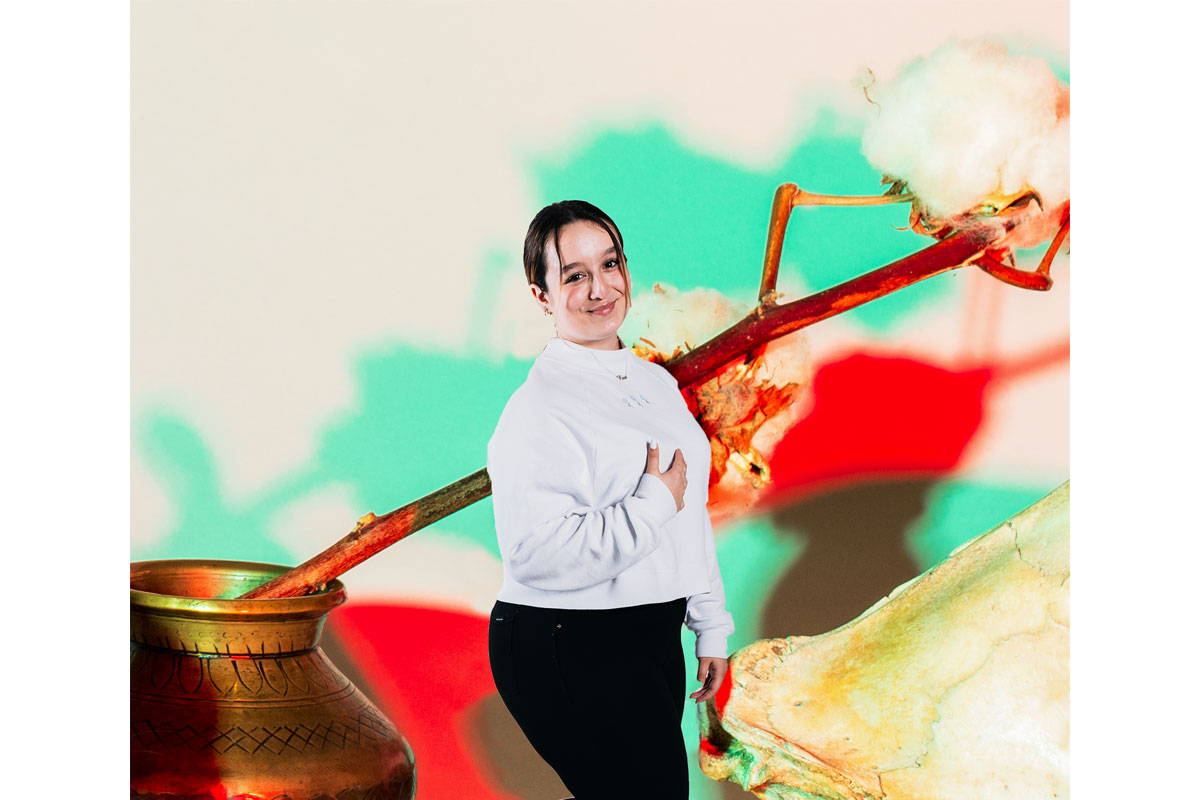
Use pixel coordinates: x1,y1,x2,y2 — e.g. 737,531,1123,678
132,0,1068,599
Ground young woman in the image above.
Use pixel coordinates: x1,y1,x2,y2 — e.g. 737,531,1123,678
487,200,734,799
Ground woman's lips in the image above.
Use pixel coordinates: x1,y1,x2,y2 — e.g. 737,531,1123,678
588,300,616,316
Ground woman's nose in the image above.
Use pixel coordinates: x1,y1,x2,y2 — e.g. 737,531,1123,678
588,276,605,299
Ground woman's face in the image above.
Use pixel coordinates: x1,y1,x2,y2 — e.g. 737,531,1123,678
531,220,629,350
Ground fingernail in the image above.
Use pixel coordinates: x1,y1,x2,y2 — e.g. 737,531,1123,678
650,439,658,449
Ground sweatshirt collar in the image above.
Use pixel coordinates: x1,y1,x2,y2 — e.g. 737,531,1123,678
543,337,632,374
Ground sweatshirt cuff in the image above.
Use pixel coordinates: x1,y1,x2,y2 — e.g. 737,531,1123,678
632,473,679,526
695,630,729,660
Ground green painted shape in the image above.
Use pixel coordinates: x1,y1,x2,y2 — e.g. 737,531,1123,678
904,478,1061,570
132,411,294,565
316,344,536,557
530,112,958,334
134,345,535,564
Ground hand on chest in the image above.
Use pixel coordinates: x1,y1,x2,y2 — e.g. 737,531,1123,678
588,375,710,503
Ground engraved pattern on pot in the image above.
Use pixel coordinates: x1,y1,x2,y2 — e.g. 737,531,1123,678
131,703,397,755
131,648,349,699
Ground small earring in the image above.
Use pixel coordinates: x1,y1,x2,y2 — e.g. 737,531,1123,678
544,307,552,316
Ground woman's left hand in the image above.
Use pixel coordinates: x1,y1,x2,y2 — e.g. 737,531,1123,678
689,656,729,703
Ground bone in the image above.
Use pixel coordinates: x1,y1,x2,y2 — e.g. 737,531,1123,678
701,481,1069,800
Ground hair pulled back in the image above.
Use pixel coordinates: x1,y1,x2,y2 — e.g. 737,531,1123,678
523,200,631,311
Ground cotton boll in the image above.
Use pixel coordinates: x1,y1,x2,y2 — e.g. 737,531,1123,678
707,329,814,525
1023,118,1070,210
862,39,1069,224
622,282,750,355
1000,119,1070,251
622,282,814,520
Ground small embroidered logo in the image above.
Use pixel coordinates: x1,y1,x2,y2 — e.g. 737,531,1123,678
622,393,652,407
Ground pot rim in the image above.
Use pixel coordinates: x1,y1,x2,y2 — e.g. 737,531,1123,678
130,559,347,618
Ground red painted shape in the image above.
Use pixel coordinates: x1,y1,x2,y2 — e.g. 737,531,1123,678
765,353,993,502
328,603,517,800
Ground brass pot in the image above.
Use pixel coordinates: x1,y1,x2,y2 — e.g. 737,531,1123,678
130,560,416,800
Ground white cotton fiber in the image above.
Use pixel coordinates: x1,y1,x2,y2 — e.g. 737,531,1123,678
623,282,750,354
861,39,1069,220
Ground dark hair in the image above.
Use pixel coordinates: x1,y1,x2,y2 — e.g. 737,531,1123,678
523,200,631,311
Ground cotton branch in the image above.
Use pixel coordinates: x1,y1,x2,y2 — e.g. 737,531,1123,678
242,469,490,599
241,193,1018,600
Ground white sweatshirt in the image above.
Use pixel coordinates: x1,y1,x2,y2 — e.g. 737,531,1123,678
486,337,735,659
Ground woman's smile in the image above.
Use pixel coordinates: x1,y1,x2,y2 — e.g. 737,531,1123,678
588,300,617,316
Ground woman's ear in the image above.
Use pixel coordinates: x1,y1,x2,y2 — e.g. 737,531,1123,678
529,283,552,313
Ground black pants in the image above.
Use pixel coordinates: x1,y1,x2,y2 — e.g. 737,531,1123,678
489,597,689,800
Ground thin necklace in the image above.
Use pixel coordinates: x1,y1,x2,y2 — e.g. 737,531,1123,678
581,339,629,380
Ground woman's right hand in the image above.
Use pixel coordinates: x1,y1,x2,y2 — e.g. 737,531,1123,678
645,441,687,512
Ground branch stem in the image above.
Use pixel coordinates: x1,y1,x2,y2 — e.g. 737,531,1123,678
240,211,1008,599
241,469,490,599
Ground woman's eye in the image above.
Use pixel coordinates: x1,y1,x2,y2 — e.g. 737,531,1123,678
565,272,584,283
604,260,619,269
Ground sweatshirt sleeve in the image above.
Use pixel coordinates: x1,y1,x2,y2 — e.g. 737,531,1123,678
686,512,735,659
487,399,680,592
